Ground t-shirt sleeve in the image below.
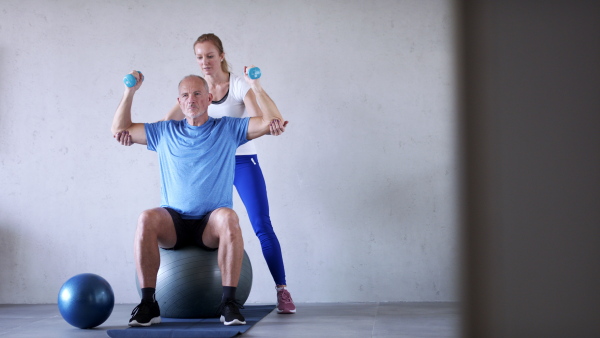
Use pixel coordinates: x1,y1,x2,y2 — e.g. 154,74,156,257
145,121,166,152
223,116,250,147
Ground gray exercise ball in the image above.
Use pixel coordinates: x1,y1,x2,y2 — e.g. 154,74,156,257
135,246,253,318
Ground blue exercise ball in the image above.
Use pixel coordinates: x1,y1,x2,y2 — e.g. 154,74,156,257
58,273,115,329
135,247,253,318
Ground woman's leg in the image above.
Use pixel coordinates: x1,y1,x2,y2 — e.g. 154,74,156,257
234,155,287,286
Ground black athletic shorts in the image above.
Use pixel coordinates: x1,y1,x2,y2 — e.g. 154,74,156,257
163,207,217,251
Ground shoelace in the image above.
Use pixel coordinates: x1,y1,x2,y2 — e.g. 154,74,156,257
218,299,245,313
130,301,153,317
130,304,141,317
279,290,293,303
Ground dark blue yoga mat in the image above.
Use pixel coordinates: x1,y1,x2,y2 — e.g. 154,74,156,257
106,305,275,338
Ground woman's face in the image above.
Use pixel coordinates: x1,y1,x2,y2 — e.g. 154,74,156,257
194,41,223,76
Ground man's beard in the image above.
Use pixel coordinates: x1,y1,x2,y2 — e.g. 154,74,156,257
184,108,204,119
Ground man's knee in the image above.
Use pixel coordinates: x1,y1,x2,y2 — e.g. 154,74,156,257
212,208,239,225
137,208,167,232
211,208,242,236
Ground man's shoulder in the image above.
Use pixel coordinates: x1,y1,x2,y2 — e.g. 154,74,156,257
145,119,184,139
218,116,249,126
216,116,242,123
166,119,185,125
147,119,183,127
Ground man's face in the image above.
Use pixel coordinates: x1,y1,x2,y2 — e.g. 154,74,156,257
177,77,212,119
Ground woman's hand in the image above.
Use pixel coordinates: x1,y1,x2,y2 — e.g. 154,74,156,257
243,65,261,86
114,130,133,146
269,119,288,136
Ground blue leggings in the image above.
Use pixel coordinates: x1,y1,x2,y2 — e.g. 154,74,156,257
234,155,286,286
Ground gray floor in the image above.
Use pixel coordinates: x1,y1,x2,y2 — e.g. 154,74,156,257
0,302,460,337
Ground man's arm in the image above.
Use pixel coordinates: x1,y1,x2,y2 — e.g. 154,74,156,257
114,100,182,146
245,69,285,140
111,71,147,145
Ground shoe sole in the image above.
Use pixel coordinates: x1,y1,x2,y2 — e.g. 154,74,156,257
129,316,161,327
220,315,246,325
277,308,296,314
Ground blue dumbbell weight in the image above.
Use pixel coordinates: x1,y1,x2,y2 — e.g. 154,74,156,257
123,72,143,87
247,67,261,79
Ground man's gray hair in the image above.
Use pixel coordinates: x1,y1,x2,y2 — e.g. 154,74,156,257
178,74,209,92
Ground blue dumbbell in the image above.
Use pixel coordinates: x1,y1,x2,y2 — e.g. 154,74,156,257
247,67,261,79
123,72,143,87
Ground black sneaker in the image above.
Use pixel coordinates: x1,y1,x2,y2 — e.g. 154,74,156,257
219,300,246,326
129,300,161,327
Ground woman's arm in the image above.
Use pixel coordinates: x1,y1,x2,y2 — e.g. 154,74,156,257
162,101,185,121
243,67,288,136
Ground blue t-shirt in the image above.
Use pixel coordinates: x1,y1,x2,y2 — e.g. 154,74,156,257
145,116,249,219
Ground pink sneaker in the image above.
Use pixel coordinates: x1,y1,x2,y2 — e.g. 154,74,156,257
276,287,296,314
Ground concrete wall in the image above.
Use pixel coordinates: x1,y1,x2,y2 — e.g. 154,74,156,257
0,0,458,304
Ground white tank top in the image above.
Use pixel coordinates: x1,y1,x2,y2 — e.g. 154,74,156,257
208,73,257,155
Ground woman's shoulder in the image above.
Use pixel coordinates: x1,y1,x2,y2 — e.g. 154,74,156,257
229,73,250,95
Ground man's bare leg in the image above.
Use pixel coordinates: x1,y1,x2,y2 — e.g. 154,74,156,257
202,207,246,325
129,207,176,327
135,207,178,288
202,207,244,286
